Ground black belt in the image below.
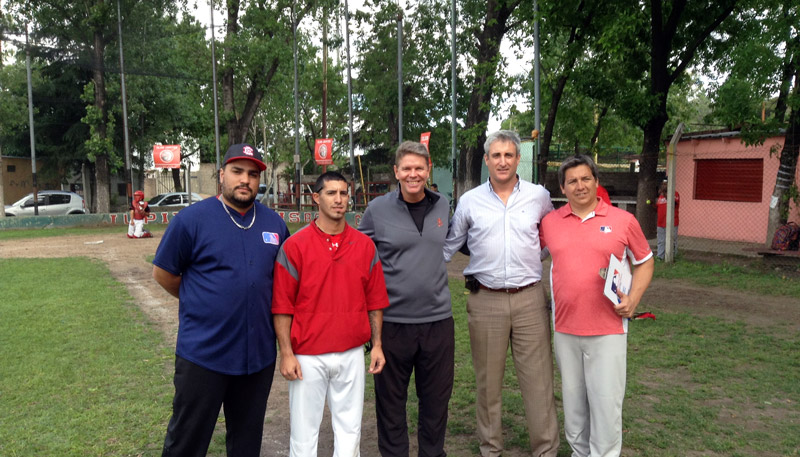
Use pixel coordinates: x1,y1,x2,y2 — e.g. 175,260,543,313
478,281,538,294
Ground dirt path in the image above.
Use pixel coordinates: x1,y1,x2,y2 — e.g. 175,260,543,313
2,232,797,456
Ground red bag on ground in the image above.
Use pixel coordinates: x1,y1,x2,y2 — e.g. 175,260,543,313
770,222,800,251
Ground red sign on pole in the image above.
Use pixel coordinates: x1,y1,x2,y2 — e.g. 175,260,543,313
420,132,432,167
420,132,431,151
153,145,181,169
314,138,334,165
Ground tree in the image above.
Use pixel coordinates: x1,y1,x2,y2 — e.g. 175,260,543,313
456,0,531,197
526,0,608,184
759,4,799,243
709,0,800,243
768,69,800,242
0,61,32,157
623,0,739,235
110,11,211,193
6,0,184,213
353,0,462,169
220,0,315,146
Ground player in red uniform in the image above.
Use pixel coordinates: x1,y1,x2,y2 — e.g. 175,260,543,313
272,171,389,457
127,190,152,238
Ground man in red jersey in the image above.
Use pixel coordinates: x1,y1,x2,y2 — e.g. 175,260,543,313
272,171,389,457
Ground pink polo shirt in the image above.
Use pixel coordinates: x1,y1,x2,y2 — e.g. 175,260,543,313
540,199,653,336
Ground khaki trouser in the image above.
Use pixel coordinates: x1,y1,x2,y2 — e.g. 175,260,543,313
466,283,559,457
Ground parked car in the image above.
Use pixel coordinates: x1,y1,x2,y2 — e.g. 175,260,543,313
4,190,87,217
256,184,274,204
147,192,204,207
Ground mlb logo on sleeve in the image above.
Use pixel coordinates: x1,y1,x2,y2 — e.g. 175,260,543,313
262,232,280,245
600,226,612,233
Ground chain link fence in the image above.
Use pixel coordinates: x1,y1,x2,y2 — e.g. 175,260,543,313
671,131,799,258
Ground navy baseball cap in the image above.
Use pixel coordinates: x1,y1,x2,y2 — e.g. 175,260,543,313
223,143,266,171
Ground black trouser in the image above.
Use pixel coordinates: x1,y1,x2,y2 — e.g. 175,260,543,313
162,356,274,457
375,317,455,457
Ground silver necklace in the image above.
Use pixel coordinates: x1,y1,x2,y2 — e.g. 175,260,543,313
219,196,256,230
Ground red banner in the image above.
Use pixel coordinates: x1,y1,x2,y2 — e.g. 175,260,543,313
314,138,334,165
153,145,181,169
420,132,431,151
420,132,432,167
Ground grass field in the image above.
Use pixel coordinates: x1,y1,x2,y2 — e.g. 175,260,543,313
443,277,800,456
1,227,798,456
653,258,800,298
0,257,177,456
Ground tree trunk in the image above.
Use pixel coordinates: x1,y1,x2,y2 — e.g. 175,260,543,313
590,106,609,151
539,73,571,185
171,168,183,192
537,2,590,185
92,29,110,214
456,0,520,199
221,0,295,147
636,113,667,238
766,76,800,245
772,0,796,124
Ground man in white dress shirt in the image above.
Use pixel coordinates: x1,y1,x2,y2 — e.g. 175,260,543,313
444,130,559,457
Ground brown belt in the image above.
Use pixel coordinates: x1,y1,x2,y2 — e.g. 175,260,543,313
478,281,538,294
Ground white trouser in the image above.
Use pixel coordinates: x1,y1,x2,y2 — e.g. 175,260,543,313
554,332,627,457
128,219,145,237
289,345,365,457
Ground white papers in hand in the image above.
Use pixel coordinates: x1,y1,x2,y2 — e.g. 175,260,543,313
603,254,632,305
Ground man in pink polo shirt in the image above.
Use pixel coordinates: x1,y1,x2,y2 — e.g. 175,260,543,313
540,155,654,457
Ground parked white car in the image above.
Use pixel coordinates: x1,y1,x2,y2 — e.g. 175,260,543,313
147,192,204,207
256,184,275,204
4,191,87,217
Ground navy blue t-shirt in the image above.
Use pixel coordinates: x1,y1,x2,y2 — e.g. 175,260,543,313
153,197,290,375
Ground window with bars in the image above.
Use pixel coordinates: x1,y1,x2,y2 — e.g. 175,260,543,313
694,158,763,202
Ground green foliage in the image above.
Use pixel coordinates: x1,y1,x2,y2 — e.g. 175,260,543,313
781,183,800,221
81,81,118,165
739,117,785,147
707,77,762,129
353,0,464,169
0,62,31,155
706,2,798,132
110,13,213,170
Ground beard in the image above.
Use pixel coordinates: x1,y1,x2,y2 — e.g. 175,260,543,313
222,184,256,210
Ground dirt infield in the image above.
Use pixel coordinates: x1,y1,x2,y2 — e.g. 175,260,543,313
1,231,798,456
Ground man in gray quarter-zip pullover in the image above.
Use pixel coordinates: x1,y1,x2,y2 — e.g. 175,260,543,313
359,141,454,457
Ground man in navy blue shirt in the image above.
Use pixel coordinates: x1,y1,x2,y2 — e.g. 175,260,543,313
153,143,290,457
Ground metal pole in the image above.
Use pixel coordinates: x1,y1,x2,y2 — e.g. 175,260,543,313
25,24,39,215
210,1,221,191
397,11,403,143
665,122,684,263
344,0,356,200
117,0,132,204
293,3,302,212
322,7,328,174
533,0,541,184
450,0,457,206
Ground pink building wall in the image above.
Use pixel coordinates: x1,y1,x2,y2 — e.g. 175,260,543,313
674,134,800,243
